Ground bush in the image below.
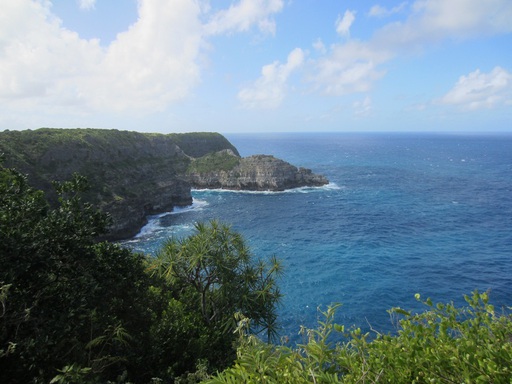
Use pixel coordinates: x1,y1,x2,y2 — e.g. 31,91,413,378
207,292,512,383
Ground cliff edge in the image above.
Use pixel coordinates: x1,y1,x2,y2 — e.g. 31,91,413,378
0,128,328,239
187,151,328,191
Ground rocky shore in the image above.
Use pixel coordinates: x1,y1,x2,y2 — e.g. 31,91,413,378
188,154,328,191
0,128,328,239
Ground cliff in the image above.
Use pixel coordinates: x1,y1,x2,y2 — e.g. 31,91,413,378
0,128,328,239
187,152,328,191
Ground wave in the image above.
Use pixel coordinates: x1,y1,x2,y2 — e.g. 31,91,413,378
192,182,342,195
134,199,208,238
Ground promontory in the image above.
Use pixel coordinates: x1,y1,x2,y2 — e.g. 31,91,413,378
0,128,328,239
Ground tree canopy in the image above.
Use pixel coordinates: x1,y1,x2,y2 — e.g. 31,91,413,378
0,166,151,382
0,163,282,382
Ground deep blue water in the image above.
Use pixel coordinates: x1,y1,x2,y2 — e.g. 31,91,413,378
122,132,512,342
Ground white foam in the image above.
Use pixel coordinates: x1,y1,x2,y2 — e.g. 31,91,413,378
135,198,208,238
172,199,209,213
192,182,342,195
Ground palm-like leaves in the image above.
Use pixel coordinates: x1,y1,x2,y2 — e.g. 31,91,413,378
153,220,282,341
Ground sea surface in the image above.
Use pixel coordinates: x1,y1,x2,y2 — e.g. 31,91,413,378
122,132,512,342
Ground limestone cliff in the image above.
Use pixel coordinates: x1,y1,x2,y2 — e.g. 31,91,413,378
0,128,328,239
188,152,329,191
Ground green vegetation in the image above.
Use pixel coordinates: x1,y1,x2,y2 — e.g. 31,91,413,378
0,164,280,383
209,293,512,383
1,160,511,383
0,128,141,162
169,132,240,158
0,128,189,208
0,128,244,239
187,151,240,174
0,129,237,163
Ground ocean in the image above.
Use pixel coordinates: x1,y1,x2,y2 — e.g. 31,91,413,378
121,132,512,342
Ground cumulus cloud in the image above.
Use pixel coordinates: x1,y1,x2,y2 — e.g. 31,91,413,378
238,48,304,109
96,0,203,111
78,0,96,11
2,0,512,128
335,10,355,37
0,1,103,102
309,0,512,97
312,38,326,54
374,0,512,50
439,66,512,110
204,0,284,35
0,0,203,116
310,41,390,96
368,2,407,18
353,96,372,116
0,0,289,127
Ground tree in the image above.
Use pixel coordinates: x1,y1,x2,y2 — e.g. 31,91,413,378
0,162,284,382
150,220,283,373
0,165,151,383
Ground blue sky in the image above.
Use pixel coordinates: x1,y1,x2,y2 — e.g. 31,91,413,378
1,0,511,133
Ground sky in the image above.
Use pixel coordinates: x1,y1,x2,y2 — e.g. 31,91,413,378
1,0,511,134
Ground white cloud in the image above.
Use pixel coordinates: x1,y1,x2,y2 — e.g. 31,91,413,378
413,0,512,36
310,41,390,96
353,96,372,116
374,0,512,50
369,2,407,18
204,0,284,36
238,48,304,109
335,10,355,37
78,0,96,11
1,0,511,129
439,67,512,110
312,38,326,54
97,0,203,111
0,1,103,103
309,0,512,97
0,0,288,127
0,0,203,117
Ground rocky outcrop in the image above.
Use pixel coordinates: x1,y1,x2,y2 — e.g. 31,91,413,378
188,154,329,191
0,128,328,240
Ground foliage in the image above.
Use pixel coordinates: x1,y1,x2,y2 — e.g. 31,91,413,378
154,220,282,339
149,220,283,376
339,291,512,383
0,165,152,383
169,132,240,158
187,151,240,174
0,164,283,382
2,159,511,383
207,292,512,383
0,128,236,176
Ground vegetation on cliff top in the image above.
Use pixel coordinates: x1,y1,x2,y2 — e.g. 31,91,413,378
0,128,329,239
0,128,237,162
187,150,241,174
0,128,241,239
0,128,237,189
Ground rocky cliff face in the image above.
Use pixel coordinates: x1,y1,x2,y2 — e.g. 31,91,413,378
0,128,328,240
188,154,329,191
0,128,199,240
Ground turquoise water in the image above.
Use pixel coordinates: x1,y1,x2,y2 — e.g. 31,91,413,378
122,132,512,342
